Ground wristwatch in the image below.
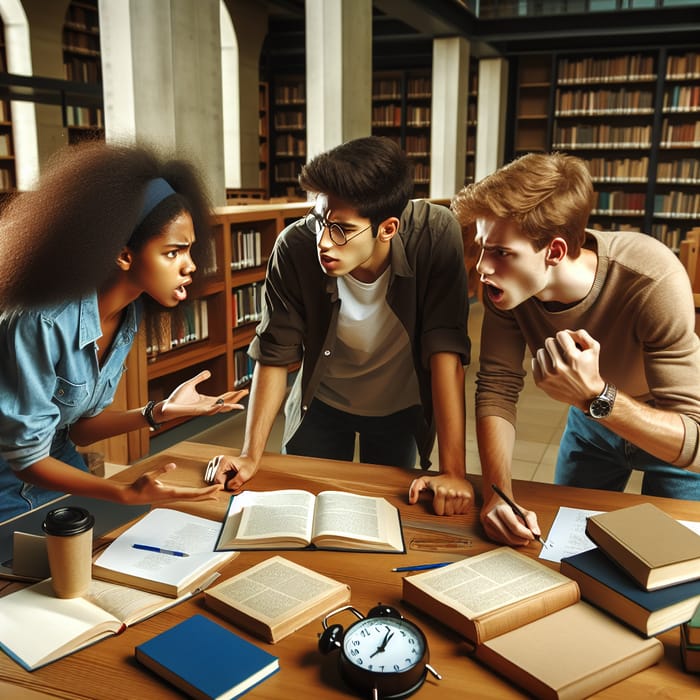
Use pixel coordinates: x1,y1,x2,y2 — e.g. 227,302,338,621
586,383,617,419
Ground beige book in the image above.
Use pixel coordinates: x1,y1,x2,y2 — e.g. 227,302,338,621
0,578,210,671
205,555,350,642
92,508,237,597
401,547,580,645
475,601,664,700
215,489,405,553
585,503,700,590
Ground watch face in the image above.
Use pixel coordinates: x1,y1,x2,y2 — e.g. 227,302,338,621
342,617,425,673
589,397,612,418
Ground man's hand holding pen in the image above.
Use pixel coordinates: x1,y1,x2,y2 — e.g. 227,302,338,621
482,484,547,548
204,453,258,492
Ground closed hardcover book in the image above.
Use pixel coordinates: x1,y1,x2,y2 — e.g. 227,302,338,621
401,547,580,645
560,547,700,636
684,601,700,646
681,624,700,673
135,614,279,700
205,555,350,643
585,503,700,591
474,601,664,700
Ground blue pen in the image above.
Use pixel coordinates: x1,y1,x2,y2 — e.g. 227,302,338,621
132,543,190,557
392,562,453,572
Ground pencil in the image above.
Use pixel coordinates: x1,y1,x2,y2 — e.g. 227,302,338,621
491,484,547,547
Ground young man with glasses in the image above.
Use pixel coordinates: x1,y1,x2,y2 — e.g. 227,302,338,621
210,136,474,517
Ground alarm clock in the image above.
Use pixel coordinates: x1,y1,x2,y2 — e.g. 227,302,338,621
318,603,441,699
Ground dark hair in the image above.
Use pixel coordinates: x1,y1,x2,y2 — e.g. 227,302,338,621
451,152,595,257
0,140,213,309
298,136,414,232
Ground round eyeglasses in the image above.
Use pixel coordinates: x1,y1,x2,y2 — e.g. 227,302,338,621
305,207,372,247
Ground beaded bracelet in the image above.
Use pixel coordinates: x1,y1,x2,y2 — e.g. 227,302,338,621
142,400,163,431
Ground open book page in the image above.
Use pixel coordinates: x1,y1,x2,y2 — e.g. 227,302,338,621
217,490,316,548
410,547,571,618
311,491,404,551
205,556,350,641
92,508,233,591
0,579,120,670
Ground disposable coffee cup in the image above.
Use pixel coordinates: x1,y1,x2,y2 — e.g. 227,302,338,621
41,506,95,598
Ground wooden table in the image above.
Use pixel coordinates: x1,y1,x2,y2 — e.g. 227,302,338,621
1,440,699,699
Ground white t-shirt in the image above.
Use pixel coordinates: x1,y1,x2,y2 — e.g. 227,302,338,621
316,267,420,416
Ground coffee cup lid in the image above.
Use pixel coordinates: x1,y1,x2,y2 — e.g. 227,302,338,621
42,506,95,536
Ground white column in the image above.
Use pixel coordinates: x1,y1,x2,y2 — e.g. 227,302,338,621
99,0,225,205
475,57,508,182
1,0,39,190
305,0,371,162
430,36,469,199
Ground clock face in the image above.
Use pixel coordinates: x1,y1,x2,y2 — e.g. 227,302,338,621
342,617,426,673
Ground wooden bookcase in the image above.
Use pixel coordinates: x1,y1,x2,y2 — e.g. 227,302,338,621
0,18,16,197
63,0,104,143
258,81,269,195
269,75,306,198
508,47,700,252
465,59,479,186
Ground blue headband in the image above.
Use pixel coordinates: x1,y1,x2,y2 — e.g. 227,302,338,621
135,178,177,229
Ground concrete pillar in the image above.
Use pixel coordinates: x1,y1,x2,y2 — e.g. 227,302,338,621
99,0,225,205
1,0,42,189
430,36,469,199
305,0,371,162
475,57,508,182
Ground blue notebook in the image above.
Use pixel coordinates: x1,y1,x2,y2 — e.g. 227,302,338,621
135,614,279,700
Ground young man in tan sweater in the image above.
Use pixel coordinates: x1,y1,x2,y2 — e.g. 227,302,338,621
452,152,700,546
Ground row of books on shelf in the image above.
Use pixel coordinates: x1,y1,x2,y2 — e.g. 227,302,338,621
273,133,305,156
654,191,700,217
411,162,430,183
273,112,304,130
657,157,700,182
593,190,646,215
66,4,99,32
273,162,301,182
651,224,682,251
0,101,9,122
146,299,209,359
0,167,14,190
583,156,648,181
556,88,654,115
0,132,12,157
63,29,100,52
233,348,255,388
65,106,103,128
372,78,402,100
553,123,652,149
405,134,429,155
64,56,101,83
660,119,700,147
406,77,431,98
372,104,402,127
273,84,305,105
406,105,430,127
232,283,262,329
666,52,700,80
557,53,656,84
230,229,262,271
664,85,700,112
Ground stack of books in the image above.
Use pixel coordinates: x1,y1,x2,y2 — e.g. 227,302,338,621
560,503,700,642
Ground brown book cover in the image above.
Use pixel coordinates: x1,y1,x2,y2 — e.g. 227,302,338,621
401,547,580,645
205,556,350,643
585,503,700,590
474,602,664,700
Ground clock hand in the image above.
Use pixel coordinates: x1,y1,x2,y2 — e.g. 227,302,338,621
370,629,394,657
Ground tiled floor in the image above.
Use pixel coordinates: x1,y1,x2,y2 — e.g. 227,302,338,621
191,300,643,494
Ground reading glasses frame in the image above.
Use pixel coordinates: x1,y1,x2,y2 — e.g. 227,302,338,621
304,207,372,247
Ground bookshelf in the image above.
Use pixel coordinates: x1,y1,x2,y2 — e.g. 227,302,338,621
258,82,269,195
465,59,479,186
508,47,700,252
269,75,306,198
0,18,16,197
63,0,104,143
371,69,432,198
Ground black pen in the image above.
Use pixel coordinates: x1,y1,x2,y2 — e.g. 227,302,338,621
491,484,547,547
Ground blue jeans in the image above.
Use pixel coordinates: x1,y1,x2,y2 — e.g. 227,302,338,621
555,407,700,499
0,429,88,522
284,399,419,468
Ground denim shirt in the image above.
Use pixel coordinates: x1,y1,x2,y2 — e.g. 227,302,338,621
0,293,140,470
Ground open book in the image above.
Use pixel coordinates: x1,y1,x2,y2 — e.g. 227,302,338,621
205,556,351,642
214,490,405,553
402,547,663,699
92,508,237,597
0,577,212,671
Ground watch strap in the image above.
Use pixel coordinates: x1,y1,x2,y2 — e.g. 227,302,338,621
142,400,162,431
